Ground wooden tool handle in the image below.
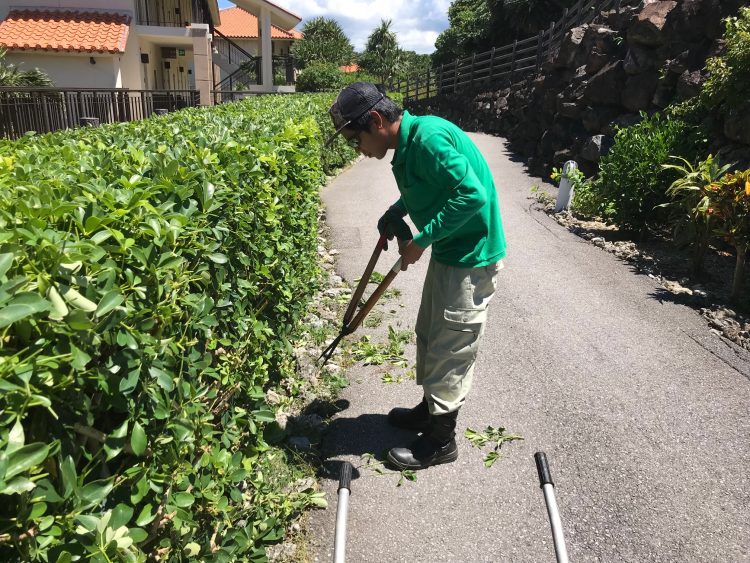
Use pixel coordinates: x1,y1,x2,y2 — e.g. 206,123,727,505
345,257,401,333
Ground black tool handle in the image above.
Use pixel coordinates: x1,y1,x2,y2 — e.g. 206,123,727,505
338,461,353,492
535,452,554,488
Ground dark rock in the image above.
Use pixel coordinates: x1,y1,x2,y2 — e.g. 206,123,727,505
675,70,704,101
581,134,614,162
723,106,750,146
628,1,679,46
603,113,644,136
555,26,587,70
582,105,621,133
716,145,750,170
670,51,691,75
623,44,657,74
584,61,626,105
553,149,576,168
622,71,660,111
603,6,640,32
584,25,622,75
652,77,676,108
559,102,582,119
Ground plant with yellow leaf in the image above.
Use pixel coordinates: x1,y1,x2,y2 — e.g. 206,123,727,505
707,168,750,302
663,156,750,303
662,155,732,276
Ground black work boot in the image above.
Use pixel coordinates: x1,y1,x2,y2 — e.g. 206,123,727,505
387,397,430,431
387,410,459,470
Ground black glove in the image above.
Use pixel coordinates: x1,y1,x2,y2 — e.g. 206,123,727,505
377,205,412,250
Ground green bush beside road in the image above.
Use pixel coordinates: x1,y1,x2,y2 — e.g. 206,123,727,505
0,93,354,561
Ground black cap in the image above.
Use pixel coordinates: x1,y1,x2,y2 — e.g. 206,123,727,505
325,82,385,148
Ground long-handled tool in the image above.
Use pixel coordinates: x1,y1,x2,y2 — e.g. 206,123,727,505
535,452,570,563
318,233,403,366
333,461,353,563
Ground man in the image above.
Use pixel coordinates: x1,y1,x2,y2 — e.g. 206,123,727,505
326,82,506,471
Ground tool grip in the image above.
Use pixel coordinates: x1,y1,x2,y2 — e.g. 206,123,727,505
535,452,554,488
338,461,353,492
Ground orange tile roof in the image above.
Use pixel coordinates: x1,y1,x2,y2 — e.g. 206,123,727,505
217,6,300,39
0,9,130,54
339,64,359,73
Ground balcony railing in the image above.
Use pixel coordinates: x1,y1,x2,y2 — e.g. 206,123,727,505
135,0,211,27
0,88,199,140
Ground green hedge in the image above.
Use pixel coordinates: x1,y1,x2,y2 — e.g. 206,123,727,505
0,94,354,561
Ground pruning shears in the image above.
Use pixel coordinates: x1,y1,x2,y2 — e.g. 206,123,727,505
318,233,405,366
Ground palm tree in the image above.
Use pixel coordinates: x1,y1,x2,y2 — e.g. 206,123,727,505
0,48,53,86
360,20,402,85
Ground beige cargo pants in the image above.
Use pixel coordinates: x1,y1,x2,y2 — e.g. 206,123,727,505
415,258,500,415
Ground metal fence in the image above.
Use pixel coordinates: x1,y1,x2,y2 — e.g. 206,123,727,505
390,0,621,101
0,88,200,140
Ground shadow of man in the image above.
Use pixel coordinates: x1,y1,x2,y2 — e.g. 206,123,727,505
317,410,418,482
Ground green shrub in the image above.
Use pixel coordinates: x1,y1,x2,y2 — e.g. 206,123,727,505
296,63,345,92
0,94,354,561
701,7,750,116
340,70,379,86
592,112,707,230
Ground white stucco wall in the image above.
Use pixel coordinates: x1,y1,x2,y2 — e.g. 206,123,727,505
4,52,120,88
120,25,144,89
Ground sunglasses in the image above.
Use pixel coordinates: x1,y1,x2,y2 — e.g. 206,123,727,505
345,133,361,149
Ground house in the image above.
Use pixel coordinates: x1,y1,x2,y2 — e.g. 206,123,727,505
213,4,301,91
216,5,301,59
0,0,302,104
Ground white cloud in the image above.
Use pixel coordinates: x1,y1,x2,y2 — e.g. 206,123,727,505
218,0,450,54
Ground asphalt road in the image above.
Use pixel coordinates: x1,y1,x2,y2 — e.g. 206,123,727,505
306,134,750,563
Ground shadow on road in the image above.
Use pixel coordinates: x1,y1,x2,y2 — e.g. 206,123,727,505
317,412,418,483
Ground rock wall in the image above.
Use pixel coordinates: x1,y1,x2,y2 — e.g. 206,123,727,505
407,0,750,177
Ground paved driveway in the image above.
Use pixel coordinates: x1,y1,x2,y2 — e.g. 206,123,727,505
306,135,750,562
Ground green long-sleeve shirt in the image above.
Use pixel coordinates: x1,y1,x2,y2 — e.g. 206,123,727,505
390,111,506,268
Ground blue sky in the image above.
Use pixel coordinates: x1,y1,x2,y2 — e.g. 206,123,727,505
216,0,450,54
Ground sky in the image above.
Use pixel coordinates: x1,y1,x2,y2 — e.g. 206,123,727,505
216,0,451,54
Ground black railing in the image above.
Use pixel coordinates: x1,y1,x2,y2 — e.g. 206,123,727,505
390,0,621,101
216,63,261,91
0,88,199,140
213,29,256,67
273,56,296,86
135,0,212,27
215,56,297,90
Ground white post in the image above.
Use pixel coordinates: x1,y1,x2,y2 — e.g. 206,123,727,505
190,23,213,105
259,7,273,90
555,160,578,212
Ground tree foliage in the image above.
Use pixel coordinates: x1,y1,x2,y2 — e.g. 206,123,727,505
432,0,578,66
700,7,750,116
291,17,355,69
359,19,402,85
397,51,433,81
0,48,52,87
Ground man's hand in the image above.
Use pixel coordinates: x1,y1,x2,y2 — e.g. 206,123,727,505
377,205,410,250
399,240,425,271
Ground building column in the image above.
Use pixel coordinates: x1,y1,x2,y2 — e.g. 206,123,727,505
190,23,213,105
260,7,273,91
